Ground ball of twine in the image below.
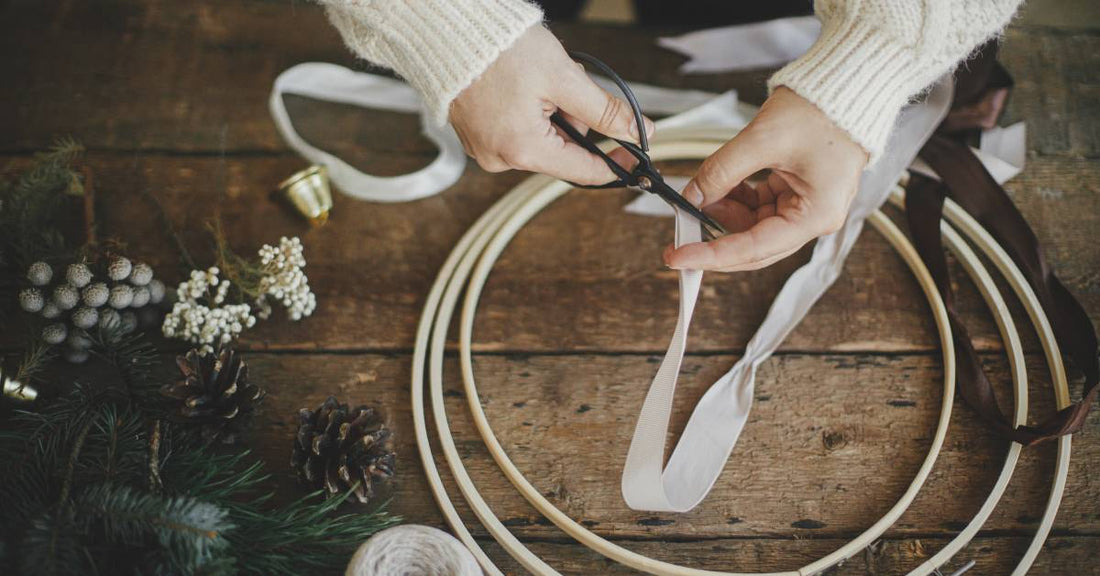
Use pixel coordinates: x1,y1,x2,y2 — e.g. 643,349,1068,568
346,525,481,576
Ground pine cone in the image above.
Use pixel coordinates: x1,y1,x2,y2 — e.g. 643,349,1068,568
291,396,396,504
161,346,264,444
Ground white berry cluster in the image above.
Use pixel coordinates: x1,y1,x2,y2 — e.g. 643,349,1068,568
18,256,166,363
161,237,316,352
162,267,256,353
256,237,317,321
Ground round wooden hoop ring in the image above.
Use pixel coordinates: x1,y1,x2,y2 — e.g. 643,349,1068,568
411,177,554,575
409,130,1067,576
451,143,954,576
883,190,1027,575
416,134,955,576
880,189,1051,574
925,192,1072,576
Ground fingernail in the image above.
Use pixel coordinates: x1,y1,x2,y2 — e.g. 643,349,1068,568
643,117,655,138
662,245,677,268
683,182,703,207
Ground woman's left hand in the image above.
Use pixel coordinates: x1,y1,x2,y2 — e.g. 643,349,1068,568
664,87,868,272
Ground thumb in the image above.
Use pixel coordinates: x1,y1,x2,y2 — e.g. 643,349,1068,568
553,69,654,145
683,132,769,208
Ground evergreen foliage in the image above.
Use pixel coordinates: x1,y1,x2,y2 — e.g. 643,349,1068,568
0,138,85,270
0,379,398,575
1,142,399,575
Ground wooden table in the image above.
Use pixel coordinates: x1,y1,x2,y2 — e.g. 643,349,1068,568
2,1,1098,574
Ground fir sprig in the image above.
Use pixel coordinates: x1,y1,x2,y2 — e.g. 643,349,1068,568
8,336,56,396
0,383,398,576
76,483,232,574
225,491,397,575
0,138,85,270
88,327,163,403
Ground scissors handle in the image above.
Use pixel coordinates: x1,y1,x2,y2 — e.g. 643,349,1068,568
549,112,634,188
551,52,726,241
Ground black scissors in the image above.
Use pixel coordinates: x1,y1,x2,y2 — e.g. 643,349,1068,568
549,51,726,241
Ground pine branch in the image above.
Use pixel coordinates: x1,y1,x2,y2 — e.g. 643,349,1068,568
75,483,233,574
163,448,270,504
88,328,163,404
224,490,399,575
42,416,94,575
13,336,56,389
159,443,399,575
0,138,85,269
20,508,83,576
147,419,163,494
81,404,146,488
57,418,94,507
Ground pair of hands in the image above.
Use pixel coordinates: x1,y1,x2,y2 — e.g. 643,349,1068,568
451,27,868,272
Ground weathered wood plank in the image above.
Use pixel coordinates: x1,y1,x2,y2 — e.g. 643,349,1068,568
480,536,1100,575
999,28,1100,158
1,1,1096,158
2,153,1095,354
3,2,1097,574
234,353,1100,539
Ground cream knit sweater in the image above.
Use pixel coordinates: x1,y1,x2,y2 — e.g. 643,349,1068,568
318,0,1023,161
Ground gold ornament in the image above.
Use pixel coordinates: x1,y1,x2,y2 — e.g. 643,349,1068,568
2,373,37,403
278,165,333,226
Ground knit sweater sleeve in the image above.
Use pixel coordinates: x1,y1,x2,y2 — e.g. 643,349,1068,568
769,0,1023,163
318,0,543,125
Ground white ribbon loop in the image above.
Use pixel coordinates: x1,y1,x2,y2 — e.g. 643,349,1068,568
620,78,955,513
270,62,467,202
621,208,704,512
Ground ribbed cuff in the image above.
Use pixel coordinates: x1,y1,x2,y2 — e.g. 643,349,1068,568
370,0,543,125
767,14,931,164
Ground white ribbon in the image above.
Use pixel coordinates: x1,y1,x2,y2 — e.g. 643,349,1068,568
620,78,956,512
908,122,1027,186
270,62,744,202
270,62,467,202
659,16,822,74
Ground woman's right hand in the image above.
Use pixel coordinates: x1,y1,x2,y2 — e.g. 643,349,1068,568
449,26,653,186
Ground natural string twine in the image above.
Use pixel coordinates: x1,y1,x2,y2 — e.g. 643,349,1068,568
410,128,1070,576
345,525,482,576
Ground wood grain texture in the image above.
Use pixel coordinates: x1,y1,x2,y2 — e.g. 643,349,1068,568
0,153,1095,355
0,1,1096,158
1,0,1097,573
479,537,1100,575
236,353,1100,539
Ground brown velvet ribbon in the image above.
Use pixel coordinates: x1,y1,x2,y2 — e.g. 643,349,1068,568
904,43,1098,445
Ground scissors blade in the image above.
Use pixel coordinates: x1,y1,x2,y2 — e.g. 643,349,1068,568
645,176,726,240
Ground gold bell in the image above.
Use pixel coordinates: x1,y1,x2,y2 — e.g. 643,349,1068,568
2,374,37,403
279,165,333,226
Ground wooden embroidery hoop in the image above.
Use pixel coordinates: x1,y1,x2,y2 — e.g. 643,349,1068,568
410,130,1070,575
894,189,1072,575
